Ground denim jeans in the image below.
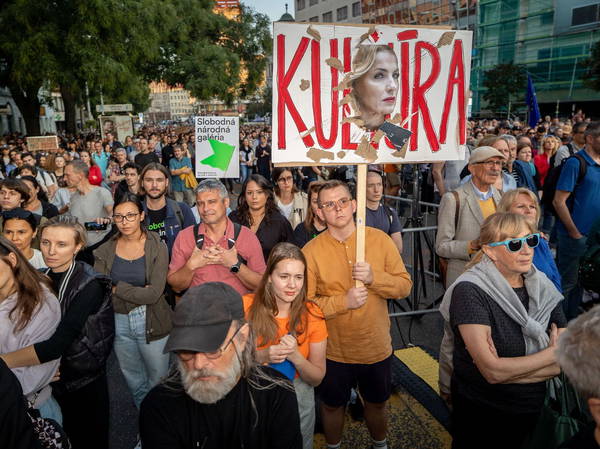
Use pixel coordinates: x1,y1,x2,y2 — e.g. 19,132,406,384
114,307,170,408
239,164,250,184
38,395,63,425
556,233,588,320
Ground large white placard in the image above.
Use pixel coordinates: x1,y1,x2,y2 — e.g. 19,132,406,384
272,23,472,165
194,116,240,178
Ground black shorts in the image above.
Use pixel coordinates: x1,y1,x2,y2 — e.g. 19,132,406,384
317,355,392,407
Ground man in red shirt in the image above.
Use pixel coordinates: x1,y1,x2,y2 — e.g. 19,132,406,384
167,179,265,295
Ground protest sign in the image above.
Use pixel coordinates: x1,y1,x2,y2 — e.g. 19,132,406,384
27,136,58,152
272,22,472,165
100,115,133,143
194,116,240,178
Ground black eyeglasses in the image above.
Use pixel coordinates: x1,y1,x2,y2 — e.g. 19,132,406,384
176,325,244,361
112,212,139,223
488,233,540,252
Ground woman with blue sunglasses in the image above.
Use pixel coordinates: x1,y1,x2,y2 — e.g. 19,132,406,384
438,212,566,449
498,187,561,292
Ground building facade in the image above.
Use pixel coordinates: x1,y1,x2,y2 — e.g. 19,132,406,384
472,0,600,115
295,0,363,23
0,87,59,135
146,82,195,123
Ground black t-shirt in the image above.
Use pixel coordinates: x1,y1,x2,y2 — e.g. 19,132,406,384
139,368,302,449
450,281,567,413
147,206,167,243
135,151,159,169
229,209,293,261
293,222,326,248
161,144,174,167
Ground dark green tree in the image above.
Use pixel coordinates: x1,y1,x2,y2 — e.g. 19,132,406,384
582,39,600,91
482,63,527,113
0,0,271,135
149,1,272,105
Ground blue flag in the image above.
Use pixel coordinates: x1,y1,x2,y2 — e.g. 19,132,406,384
525,74,541,129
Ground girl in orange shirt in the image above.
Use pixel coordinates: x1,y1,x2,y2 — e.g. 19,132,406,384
243,242,327,449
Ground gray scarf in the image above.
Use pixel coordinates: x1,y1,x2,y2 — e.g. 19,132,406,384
438,255,563,395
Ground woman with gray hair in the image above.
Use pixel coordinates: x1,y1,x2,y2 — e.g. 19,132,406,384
556,306,600,448
439,212,566,449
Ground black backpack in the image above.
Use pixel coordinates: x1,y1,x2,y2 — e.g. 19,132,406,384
541,153,587,216
579,245,600,293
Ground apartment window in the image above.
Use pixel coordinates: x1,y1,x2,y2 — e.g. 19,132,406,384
309,16,319,22
352,2,361,17
309,0,318,5
296,0,305,11
572,4,600,26
323,11,332,22
337,6,348,21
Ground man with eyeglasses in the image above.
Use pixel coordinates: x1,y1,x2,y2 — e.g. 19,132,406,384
139,282,302,449
436,146,505,289
302,180,412,449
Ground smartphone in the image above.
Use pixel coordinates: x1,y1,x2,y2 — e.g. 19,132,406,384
84,221,108,231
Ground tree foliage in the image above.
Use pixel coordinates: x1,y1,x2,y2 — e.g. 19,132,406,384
482,63,527,113
148,1,272,105
0,0,271,134
582,39,600,92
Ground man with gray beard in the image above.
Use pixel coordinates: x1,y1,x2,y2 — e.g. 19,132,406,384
139,282,302,449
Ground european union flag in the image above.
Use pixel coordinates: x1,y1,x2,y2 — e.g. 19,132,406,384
525,74,541,129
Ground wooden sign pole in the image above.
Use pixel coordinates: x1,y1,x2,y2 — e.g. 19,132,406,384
355,164,367,288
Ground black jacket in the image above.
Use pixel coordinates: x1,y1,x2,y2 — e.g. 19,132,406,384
140,367,302,449
0,359,41,449
51,261,114,394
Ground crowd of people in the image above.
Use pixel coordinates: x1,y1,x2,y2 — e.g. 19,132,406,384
0,110,599,449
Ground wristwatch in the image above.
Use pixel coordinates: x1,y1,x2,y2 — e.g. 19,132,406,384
230,260,242,273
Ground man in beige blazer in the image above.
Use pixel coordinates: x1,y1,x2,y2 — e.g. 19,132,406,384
435,146,506,289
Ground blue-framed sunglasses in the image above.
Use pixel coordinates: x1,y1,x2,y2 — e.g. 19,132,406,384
488,233,540,252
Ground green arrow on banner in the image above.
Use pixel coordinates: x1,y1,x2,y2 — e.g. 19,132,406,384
201,139,235,171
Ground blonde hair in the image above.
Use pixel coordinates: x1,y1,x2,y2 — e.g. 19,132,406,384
39,215,88,248
348,45,397,114
497,188,541,223
540,135,560,157
467,212,536,268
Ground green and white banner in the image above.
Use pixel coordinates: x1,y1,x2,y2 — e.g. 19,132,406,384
194,116,240,178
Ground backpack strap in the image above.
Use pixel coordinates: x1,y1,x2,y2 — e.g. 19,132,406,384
193,223,204,249
573,153,588,186
194,221,247,265
384,204,394,226
451,191,460,229
167,198,184,228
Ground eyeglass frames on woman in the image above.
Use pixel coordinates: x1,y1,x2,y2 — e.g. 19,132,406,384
277,176,294,184
112,213,139,223
175,325,244,361
488,233,540,253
